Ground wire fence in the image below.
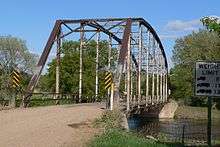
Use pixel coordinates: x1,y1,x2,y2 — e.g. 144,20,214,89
139,119,220,146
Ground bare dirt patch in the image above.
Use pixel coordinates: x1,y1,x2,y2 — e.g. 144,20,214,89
0,103,104,147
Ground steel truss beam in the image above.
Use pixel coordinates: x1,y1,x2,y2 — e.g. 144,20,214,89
22,18,168,108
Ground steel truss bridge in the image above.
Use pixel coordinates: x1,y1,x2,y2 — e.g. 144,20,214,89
22,18,168,111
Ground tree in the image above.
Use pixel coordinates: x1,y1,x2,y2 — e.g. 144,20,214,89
39,40,117,102
0,36,37,103
201,16,220,35
170,30,220,106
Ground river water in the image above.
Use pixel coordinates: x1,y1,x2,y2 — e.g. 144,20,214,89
128,115,220,145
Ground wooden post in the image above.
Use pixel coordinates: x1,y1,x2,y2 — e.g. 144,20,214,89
10,91,16,108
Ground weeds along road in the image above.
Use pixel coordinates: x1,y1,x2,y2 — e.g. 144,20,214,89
0,103,104,147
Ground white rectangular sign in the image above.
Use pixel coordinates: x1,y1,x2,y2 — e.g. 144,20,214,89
195,61,220,97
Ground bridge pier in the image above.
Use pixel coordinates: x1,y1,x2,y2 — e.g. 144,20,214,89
126,100,178,119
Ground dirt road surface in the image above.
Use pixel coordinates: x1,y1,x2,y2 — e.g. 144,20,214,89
0,103,104,147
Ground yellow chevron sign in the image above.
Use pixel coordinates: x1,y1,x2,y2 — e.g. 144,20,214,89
105,72,113,90
11,69,21,88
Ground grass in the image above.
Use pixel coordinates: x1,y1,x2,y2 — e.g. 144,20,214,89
89,129,181,147
13,98,74,107
175,105,220,119
213,139,220,145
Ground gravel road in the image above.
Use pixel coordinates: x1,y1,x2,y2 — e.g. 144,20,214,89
0,103,104,147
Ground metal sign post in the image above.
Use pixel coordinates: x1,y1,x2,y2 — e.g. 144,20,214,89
10,69,21,107
105,72,113,110
195,61,220,147
207,97,212,147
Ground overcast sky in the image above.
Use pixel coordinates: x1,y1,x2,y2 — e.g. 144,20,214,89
0,0,219,68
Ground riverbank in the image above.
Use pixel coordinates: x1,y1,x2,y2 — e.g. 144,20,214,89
89,110,183,147
88,105,220,146
175,105,220,119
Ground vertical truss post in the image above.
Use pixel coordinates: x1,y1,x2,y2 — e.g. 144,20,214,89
151,39,155,105
145,31,150,106
126,36,131,111
113,19,132,109
145,57,149,106
162,72,165,102
108,36,112,69
95,31,100,100
55,29,61,100
160,66,163,103
156,68,159,104
107,36,112,100
131,67,133,107
124,62,127,93
138,23,142,108
152,69,155,105
79,24,84,103
165,72,168,101
156,49,159,104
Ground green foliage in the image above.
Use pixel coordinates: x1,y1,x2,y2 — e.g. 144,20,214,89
39,40,117,102
201,16,220,35
170,30,220,106
93,110,123,130
14,98,73,107
0,36,37,100
157,132,168,142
